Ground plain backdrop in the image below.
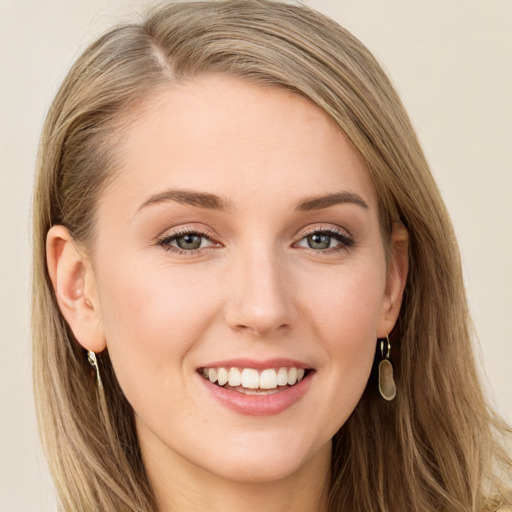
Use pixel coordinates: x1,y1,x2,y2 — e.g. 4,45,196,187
0,0,510,510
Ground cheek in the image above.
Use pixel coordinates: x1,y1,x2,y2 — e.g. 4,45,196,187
304,259,386,345
95,257,221,403
300,260,386,415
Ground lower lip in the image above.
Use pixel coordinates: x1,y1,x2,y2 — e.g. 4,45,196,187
199,373,313,416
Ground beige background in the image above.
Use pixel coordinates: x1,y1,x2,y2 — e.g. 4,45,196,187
1,0,510,509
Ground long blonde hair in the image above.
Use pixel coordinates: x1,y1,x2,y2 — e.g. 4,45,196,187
32,1,511,510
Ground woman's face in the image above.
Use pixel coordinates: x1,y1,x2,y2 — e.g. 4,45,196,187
82,76,405,483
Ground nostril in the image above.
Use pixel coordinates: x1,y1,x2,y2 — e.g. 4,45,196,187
223,270,298,336
230,321,290,337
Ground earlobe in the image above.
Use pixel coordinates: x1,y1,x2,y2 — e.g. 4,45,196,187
46,225,106,353
377,221,409,337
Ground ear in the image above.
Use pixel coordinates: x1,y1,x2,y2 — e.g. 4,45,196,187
46,225,106,353
377,221,409,338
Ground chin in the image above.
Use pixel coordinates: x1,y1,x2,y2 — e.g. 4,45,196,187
202,454,312,484
192,430,331,484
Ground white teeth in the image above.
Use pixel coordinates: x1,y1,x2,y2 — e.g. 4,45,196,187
241,368,259,389
228,367,242,387
276,367,288,386
217,367,228,386
260,369,277,389
287,367,298,385
200,366,308,390
208,368,217,383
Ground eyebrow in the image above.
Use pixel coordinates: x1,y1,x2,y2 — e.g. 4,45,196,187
138,189,233,212
137,188,368,213
295,192,368,211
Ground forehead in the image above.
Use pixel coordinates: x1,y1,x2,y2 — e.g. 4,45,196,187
98,75,377,217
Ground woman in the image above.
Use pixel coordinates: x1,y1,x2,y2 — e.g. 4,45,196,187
32,0,511,510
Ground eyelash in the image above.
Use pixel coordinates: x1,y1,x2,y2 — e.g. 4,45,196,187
157,227,217,256
156,226,354,256
296,227,354,253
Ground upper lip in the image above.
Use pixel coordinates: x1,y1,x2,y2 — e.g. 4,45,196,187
198,358,312,370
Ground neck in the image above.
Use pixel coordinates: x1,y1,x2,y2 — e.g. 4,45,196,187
140,433,331,512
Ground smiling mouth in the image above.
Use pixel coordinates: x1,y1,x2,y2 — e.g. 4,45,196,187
198,366,312,395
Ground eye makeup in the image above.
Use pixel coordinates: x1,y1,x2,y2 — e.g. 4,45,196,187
156,223,355,258
294,226,355,254
157,226,220,256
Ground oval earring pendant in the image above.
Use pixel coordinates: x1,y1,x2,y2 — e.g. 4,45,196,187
378,359,396,401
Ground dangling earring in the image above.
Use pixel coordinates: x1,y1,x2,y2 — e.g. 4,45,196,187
378,335,396,401
87,350,107,412
87,350,104,391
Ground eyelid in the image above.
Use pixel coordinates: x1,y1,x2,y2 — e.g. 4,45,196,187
293,224,355,251
155,224,218,242
155,225,222,254
297,224,352,241
298,224,351,238
154,223,354,255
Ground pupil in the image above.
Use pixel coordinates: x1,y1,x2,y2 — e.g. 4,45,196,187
177,234,202,250
308,233,330,249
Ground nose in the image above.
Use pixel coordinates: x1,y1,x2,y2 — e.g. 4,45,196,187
223,247,297,337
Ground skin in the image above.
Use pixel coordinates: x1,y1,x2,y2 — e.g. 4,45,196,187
47,75,408,512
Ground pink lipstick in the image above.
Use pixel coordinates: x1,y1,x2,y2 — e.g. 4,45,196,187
196,358,314,416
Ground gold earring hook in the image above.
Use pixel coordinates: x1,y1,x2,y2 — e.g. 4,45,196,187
380,335,391,360
87,350,104,392
378,335,396,401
